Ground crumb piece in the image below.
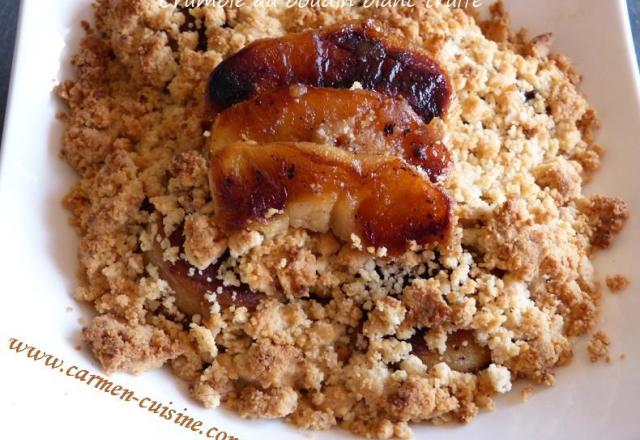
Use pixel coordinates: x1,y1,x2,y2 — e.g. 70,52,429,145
235,386,299,419
605,274,630,293
189,323,218,363
277,247,318,298
534,159,581,204
350,233,363,251
228,230,264,258
521,384,534,403
363,297,406,338
480,2,511,42
587,331,611,363
485,364,512,393
289,83,308,98
191,380,222,409
580,195,629,248
523,32,553,58
183,213,227,270
550,53,582,85
83,315,182,373
401,279,449,328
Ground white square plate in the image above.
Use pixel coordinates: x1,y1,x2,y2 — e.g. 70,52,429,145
1,1,639,439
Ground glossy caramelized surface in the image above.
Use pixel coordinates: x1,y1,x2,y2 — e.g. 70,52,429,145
212,87,451,182
210,141,451,255
207,20,451,123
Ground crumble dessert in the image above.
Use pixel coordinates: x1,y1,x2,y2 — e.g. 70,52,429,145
57,1,629,438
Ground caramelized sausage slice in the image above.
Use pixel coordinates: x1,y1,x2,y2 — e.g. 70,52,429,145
207,20,451,123
411,330,491,373
212,87,451,182
144,225,262,317
210,141,451,255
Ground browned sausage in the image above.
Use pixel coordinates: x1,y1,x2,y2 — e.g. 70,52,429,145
211,87,451,182
207,20,451,123
144,224,262,317
210,141,451,255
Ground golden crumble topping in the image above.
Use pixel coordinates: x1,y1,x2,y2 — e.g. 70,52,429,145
58,1,629,438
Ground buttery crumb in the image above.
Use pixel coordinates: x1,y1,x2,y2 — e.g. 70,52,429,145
605,274,630,293
587,331,611,363
521,384,534,403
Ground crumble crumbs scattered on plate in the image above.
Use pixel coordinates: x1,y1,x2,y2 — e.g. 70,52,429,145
521,384,534,403
606,274,630,293
587,331,611,363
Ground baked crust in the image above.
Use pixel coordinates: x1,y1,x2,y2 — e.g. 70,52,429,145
58,1,628,438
